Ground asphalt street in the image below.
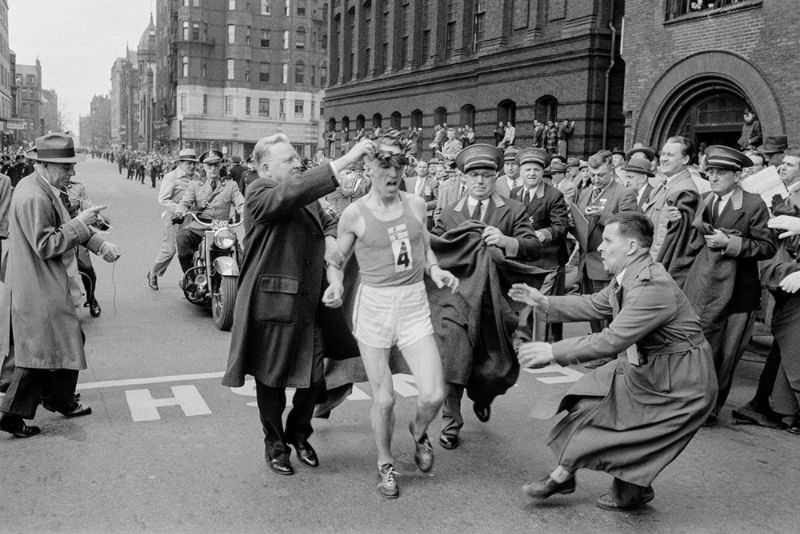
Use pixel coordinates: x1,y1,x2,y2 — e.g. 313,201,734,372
0,157,798,534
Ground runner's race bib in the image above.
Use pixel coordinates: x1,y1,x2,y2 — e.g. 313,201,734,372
388,224,413,272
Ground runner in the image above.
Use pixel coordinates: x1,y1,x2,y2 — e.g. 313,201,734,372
323,128,458,499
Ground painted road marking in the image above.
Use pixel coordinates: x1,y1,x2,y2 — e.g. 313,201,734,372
125,385,212,422
523,364,583,384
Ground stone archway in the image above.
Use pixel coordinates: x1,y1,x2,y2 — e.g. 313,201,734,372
635,51,783,149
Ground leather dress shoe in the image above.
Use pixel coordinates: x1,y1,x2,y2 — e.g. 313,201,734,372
268,453,294,475
89,300,102,317
732,403,786,429
596,487,654,511
473,403,491,423
147,271,158,291
62,404,92,418
522,475,576,500
0,417,41,438
702,414,718,427
291,440,319,467
439,433,459,450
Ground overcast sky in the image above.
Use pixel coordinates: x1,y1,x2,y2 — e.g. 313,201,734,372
9,0,155,133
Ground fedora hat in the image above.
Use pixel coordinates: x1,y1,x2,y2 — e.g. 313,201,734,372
177,148,198,162
625,146,655,162
623,156,655,177
25,133,78,164
549,160,567,173
455,144,502,174
758,135,788,155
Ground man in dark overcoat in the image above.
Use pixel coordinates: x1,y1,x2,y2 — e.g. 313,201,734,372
222,134,370,476
510,147,570,340
430,144,542,449
680,146,776,426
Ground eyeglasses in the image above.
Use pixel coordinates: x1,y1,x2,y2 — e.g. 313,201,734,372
375,152,409,169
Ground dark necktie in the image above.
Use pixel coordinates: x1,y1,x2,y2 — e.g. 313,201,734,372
472,200,483,221
211,179,219,191
712,195,721,224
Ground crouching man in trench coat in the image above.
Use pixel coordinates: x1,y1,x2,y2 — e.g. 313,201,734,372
508,211,716,511
0,133,120,438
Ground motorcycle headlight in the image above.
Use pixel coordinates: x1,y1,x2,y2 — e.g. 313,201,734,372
213,228,236,249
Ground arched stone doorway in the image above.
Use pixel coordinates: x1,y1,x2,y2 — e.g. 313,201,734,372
635,51,784,150
649,76,750,150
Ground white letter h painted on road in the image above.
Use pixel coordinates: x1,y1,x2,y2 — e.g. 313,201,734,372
125,385,212,422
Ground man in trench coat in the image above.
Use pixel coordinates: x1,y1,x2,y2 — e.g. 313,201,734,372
222,133,371,476
0,133,121,438
509,212,716,511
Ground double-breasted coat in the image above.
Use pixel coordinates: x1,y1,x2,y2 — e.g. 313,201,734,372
222,164,338,389
5,172,107,370
509,183,570,270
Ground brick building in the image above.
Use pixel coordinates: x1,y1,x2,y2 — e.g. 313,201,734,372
622,0,798,150
153,0,329,158
15,60,41,145
323,0,625,159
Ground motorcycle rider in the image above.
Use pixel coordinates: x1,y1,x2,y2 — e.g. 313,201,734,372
175,149,245,276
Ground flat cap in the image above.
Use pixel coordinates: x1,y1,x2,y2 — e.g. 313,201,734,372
625,146,655,162
705,145,753,171
455,144,502,173
549,160,567,173
503,146,520,162
516,147,550,169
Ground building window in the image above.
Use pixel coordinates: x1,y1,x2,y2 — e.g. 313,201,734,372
245,96,251,115
261,0,271,15
665,0,750,21
180,93,187,113
201,64,207,78
294,99,304,117
203,94,208,114
297,0,307,16
283,30,290,49
295,26,306,48
321,33,327,51
311,65,316,85
228,24,236,44
182,56,189,77
229,0,236,9
224,96,233,115
295,60,305,83
259,62,270,82
421,30,430,61
445,22,456,58
284,0,290,16
244,66,250,81
261,29,270,47
258,98,270,117
227,59,235,79
400,36,408,67
192,23,200,40
473,0,486,50
282,62,288,83
320,63,327,86
279,98,287,117
183,21,190,40
245,28,251,45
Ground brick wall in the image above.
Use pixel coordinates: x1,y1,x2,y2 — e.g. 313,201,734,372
623,0,800,146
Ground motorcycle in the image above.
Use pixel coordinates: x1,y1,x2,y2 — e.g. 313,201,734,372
179,212,242,331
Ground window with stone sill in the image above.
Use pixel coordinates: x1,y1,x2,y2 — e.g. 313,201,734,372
665,0,761,21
